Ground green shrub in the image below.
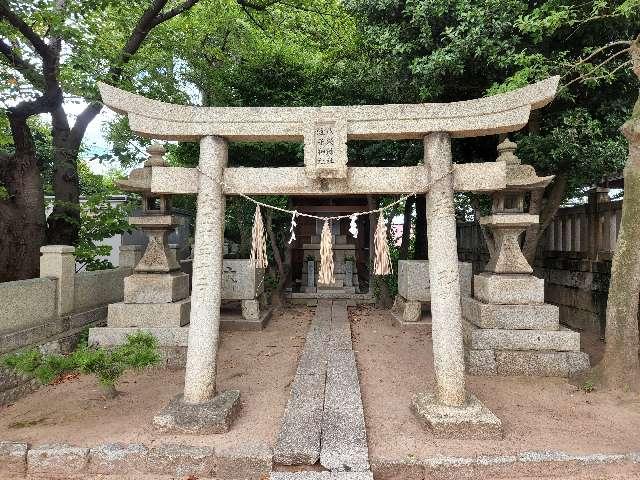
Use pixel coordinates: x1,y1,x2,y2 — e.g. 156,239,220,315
2,332,160,398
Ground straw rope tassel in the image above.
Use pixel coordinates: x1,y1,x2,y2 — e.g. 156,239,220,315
373,213,392,275
317,219,335,285
250,205,268,269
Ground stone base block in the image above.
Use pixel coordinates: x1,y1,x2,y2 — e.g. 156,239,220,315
153,391,241,434
221,307,273,331
124,272,189,303
463,320,580,352
466,349,591,377
390,295,424,323
462,296,559,330
411,392,503,439
107,298,190,328
88,326,189,347
474,273,544,305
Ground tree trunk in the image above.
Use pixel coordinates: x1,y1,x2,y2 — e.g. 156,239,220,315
46,106,81,246
400,196,414,260
0,115,47,281
522,172,569,265
414,195,427,259
266,210,290,306
594,46,640,391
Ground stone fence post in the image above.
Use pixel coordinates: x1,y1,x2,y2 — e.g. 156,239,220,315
119,245,145,270
39,245,75,316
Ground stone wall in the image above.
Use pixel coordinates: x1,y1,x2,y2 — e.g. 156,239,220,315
0,246,135,406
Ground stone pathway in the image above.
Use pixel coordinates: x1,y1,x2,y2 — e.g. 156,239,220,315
273,301,371,478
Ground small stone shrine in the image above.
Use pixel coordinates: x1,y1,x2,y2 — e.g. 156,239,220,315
463,139,590,377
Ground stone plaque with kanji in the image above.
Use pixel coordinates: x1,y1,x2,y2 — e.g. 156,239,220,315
304,115,348,179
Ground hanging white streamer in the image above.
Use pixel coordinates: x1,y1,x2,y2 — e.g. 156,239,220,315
349,213,358,238
288,210,298,244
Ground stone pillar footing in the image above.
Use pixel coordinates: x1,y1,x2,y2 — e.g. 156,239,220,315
153,391,241,434
411,392,503,440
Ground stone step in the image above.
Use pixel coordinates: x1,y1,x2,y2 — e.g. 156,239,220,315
107,299,190,328
463,320,581,352
270,472,373,479
474,273,545,305
462,297,559,331
274,301,332,465
273,373,325,466
320,350,369,472
88,326,189,347
466,349,590,377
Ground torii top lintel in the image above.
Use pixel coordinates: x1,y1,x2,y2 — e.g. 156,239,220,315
97,77,559,142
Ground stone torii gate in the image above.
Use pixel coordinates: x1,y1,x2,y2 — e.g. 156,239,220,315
99,77,559,436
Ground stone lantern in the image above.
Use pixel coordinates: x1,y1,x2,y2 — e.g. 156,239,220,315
480,138,553,275
463,138,590,378
107,144,190,330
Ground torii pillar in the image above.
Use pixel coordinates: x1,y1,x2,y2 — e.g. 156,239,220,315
411,132,503,439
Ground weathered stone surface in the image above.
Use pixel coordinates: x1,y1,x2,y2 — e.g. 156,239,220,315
124,272,189,303
464,321,581,352
462,296,559,330
221,307,273,332
321,350,369,472
329,301,353,351
273,373,325,465
89,326,189,347
270,473,374,480
566,351,591,375
153,391,241,434
146,443,216,477
119,244,145,269
99,77,558,142
183,136,227,404
107,299,191,328
370,457,423,480
480,215,538,274
241,298,260,321
40,245,75,316
0,278,56,336
222,259,265,299
216,443,272,480
87,443,148,474
0,441,27,474
412,392,503,439
397,260,472,302
465,349,496,376
73,267,127,312
474,273,544,305
27,443,89,475
424,134,467,407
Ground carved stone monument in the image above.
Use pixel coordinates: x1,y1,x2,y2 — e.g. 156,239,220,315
463,140,590,377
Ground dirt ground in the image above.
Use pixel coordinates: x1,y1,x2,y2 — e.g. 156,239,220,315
2,304,639,468
350,305,640,460
0,306,312,449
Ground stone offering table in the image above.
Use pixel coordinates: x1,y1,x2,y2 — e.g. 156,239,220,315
463,140,590,377
392,260,472,325
220,259,272,331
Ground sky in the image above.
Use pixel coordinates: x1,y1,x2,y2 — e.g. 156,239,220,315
59,100,118,174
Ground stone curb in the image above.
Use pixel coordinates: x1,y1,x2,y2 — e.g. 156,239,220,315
370,450,640,479
2,441,639,479
0,440,272,479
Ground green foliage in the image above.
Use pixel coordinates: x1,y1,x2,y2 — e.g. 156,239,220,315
73,193,133,271
2,332,160,389
582,379,596,392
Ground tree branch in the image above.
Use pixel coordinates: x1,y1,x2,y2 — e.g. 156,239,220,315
151,0,199,27
0,2,51,59
0,38,45,90
70,102,103,149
